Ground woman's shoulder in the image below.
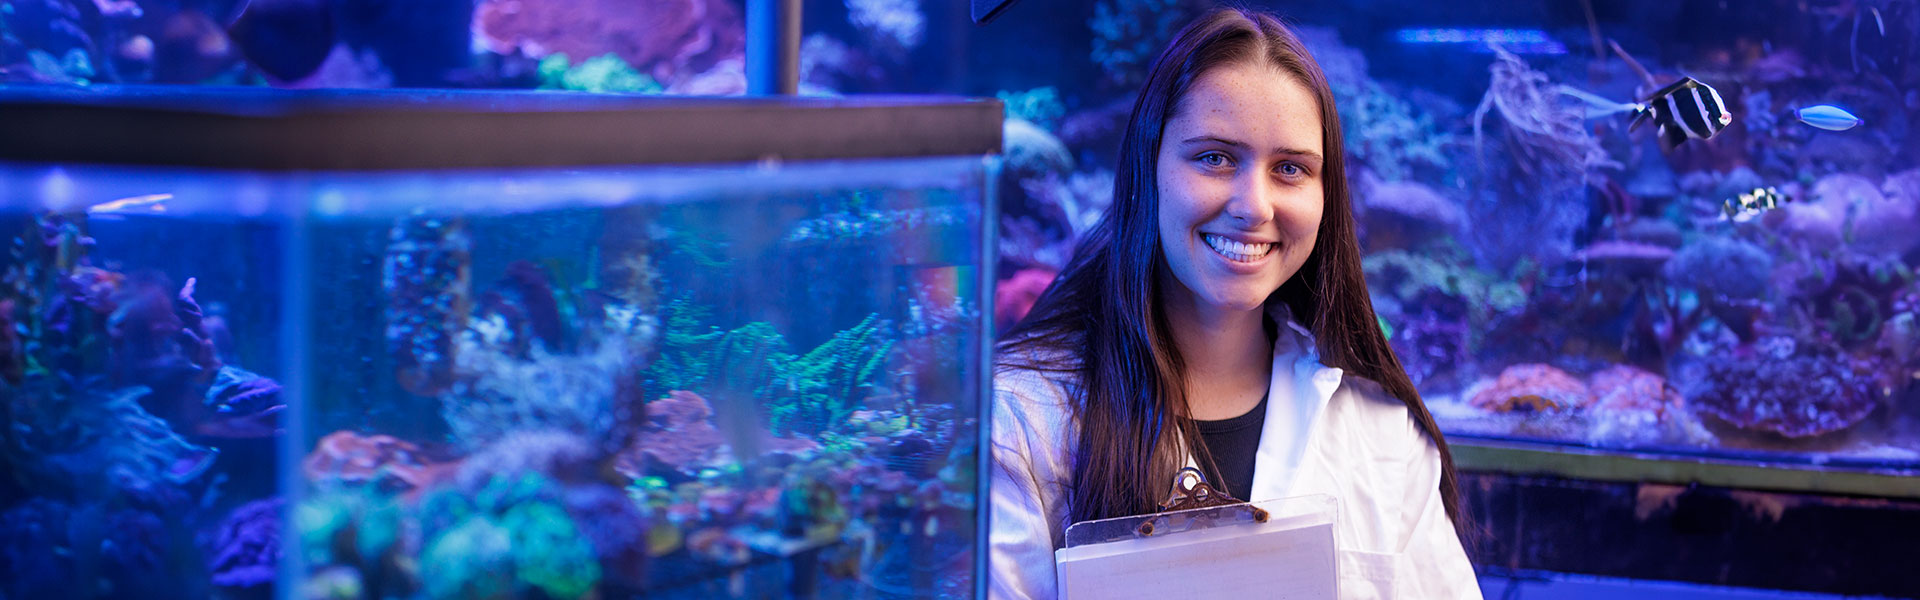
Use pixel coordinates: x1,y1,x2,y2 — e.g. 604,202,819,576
1325,373,1434,451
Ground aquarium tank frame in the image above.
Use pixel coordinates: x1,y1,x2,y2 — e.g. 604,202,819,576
0,85,1004,599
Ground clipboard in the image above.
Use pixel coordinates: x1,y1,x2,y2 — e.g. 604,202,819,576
1053,468,1338,599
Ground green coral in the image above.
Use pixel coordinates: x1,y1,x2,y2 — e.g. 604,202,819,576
1364,250,1526,324
643,303,895,436
423,516,516,600
1089,0,1202,88
26,48,93,85
420,474,601,600
767,314,893,436
537,53,662,94
499,501,601,599
996,87,1066,131
1339,84,1453,181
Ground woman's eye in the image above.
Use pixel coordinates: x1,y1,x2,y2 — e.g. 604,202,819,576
1276,162,1303,177
1197,152,1229,167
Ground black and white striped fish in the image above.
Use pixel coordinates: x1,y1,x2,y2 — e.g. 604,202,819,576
1628,77,1733,150
1721,186,1788,223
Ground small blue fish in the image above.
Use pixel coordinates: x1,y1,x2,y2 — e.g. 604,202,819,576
1796,105,1864,131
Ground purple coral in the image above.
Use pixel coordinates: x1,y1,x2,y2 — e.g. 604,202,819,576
1356,176,1466,251
1686,338,1882,438
1665,236,1774,301
206,498,283,590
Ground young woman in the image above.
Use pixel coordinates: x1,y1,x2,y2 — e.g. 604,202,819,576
989,8,1478,598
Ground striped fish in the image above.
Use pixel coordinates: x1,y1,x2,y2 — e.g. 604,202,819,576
1628,77,1733,151
1722,186,1787,222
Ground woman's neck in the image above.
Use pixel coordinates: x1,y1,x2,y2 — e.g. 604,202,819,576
1164,296,1274,421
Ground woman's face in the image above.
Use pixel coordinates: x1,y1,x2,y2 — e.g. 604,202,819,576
1156,61,1325,317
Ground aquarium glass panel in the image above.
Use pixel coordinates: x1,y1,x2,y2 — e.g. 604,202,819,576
0,0,749,93
1,165,289,599
1,154,991,598
945,2,1920,468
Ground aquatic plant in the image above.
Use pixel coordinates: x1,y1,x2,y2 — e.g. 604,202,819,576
422,515,517,600
536,52,662,94
996,87,1066,131
1468,46,1616,272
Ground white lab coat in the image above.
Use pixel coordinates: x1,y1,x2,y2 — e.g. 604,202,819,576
989,303,1481,599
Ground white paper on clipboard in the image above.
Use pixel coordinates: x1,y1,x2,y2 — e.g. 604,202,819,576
1053,494,1338,600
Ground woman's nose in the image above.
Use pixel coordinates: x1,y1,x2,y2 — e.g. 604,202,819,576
1224,174,1275,227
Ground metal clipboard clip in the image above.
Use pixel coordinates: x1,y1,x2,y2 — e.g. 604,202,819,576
1137,467,1269,536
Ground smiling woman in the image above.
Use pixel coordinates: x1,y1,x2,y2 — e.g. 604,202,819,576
989,7,1479,599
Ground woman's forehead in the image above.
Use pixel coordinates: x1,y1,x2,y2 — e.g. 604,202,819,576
1167,63,1322,152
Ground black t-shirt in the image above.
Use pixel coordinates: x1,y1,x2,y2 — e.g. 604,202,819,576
1194,394,1267,502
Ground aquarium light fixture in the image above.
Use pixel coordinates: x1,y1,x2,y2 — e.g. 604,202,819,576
1395,28,1567,54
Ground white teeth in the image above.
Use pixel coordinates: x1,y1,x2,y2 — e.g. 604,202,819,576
1203,234,1273,262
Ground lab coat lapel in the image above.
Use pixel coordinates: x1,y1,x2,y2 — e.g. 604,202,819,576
1247,304,1344,503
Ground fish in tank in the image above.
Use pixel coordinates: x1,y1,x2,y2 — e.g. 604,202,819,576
949,0,1920,469
0,89,998,599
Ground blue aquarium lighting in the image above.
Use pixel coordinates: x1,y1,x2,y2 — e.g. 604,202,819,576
1395,28,1568,54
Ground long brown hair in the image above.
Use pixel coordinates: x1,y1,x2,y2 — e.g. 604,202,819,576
998,7,1467,536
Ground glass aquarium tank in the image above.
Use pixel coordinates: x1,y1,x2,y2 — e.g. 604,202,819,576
961,0,1920,472
0,87,1000,599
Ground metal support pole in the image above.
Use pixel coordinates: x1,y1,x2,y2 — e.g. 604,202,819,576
747,0,802,96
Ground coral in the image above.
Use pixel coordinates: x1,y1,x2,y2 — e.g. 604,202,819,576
1387,310,1472,391
1356,175,1467,251
1017,169,1112,238
441,335,642,454
0,498,206,600
1363,250,1527,325
206,497,283,589
536,52,661,93
1002,118,1074,176
474,0,743,89
1467,364,1594,413
383,213,472,397
1088,0,1203,88
1466,46,1613,271
1474,46,1617,175
768,314,894,436
1296,26,1456,182
995,268,1058,333
1588,365,1685,418
498,500,602,599
1851,170,1920,257
302,430,436,492
845,0,924,58
1686,337,1882,438
996,87,1067,131
421,515,516,600
196,365,284,438
1576,240,1675,279
1666,236,1774,301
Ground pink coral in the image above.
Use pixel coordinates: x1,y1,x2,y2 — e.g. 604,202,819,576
1467,363,1593,413
995,268,1057,333
303,431,435,491
473,0,743,88
1588,365,1684,418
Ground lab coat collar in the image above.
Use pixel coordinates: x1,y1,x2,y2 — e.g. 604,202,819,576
1248,301,1345,503
1176,302,1344,502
